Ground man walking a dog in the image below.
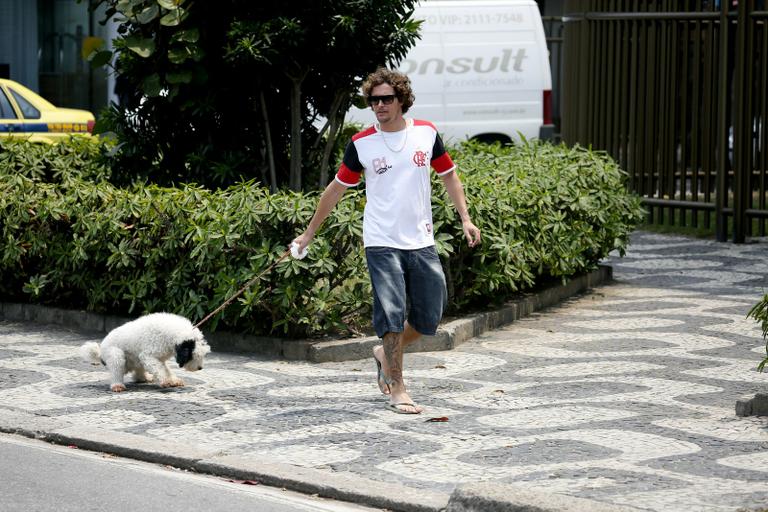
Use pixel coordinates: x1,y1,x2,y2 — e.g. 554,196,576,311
292,68,481,414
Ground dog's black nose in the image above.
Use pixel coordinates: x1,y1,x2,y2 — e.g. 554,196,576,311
198,367,203,370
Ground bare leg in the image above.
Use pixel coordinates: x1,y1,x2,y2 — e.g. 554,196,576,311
400,321,423,348
381,329,423,414
373,322,421,395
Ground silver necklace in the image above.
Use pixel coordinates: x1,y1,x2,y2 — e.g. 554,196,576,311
378,123,408,153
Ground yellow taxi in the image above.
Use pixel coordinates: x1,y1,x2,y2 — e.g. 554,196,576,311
0,78,95,143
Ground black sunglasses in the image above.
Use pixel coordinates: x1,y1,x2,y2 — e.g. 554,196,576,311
368,94,397,106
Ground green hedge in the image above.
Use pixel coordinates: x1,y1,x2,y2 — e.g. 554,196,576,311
0,138,644,338
0,136,113,182
435,140,645,308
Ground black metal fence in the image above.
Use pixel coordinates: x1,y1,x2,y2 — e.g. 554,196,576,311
561,0,767,242
543,15,564,138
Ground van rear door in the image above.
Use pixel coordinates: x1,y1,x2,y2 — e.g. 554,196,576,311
346,0,553,144
402,0,552,144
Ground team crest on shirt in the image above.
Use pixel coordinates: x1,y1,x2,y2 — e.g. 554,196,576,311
412,150,429,168
372,157,392,175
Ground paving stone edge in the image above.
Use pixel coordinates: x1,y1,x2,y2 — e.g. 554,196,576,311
0,407,641,512
0,265,612,363
0,407,448,512
446,481,641,512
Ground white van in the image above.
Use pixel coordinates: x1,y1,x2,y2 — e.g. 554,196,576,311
347,0,554,144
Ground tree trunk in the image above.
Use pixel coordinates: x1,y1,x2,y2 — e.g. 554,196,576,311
289,77,303,191
259,91,277,192
319,92,348,188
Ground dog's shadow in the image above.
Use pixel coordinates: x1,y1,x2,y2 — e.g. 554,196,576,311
53,374,205,397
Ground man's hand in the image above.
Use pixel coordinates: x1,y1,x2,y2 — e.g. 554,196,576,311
462,219,481,247
290,232,314,254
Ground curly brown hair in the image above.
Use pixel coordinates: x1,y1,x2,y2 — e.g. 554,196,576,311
361,67,415,113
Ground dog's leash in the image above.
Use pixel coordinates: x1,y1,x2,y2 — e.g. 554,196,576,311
194,248,291,329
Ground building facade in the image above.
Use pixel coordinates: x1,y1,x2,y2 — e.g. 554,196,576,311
0,0,117,114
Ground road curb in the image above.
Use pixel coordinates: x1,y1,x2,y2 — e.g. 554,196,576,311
195,455,448,512
0,265,611,363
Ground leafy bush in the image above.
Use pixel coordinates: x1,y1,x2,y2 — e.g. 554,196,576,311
747,295,768,372
0,138,644,337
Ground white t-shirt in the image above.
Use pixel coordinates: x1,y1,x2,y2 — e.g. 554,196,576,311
335,118,456,249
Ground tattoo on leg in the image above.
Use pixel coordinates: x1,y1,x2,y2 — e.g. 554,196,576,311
383,332,403,385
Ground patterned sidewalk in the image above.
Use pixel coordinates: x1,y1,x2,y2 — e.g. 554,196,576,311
1,231,767,511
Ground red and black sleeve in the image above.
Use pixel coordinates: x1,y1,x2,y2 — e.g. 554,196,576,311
431,133,455,175
336,141,363,186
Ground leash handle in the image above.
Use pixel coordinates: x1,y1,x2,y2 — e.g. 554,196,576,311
194,249,291,329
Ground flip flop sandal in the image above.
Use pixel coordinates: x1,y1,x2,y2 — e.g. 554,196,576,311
387,402,422,414
374,357,393,395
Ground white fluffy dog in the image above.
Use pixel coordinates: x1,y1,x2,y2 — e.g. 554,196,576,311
80,312,211,392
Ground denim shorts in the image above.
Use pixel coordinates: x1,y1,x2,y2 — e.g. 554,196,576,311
365,245,448,338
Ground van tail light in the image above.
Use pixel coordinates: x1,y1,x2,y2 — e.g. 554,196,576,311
87,120,95,133
543,90,553,125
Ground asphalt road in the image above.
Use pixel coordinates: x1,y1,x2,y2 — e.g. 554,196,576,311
0,433,379,512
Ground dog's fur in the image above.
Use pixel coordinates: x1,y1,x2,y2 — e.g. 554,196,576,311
80,312,210,392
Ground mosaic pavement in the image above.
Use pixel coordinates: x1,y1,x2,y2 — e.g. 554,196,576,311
1,231,767,511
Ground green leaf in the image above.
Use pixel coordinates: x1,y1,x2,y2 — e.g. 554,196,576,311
88,50,113,68
171,28,199,43
136,3,159,24
142,73,163,96
157,0,185,9
115,0,142,15
166,71,192,84
168,44,203,64
160,7,188,26
168,47,189,64
124,34,155,57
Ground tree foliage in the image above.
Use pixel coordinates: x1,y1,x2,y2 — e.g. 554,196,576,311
87,0,420,190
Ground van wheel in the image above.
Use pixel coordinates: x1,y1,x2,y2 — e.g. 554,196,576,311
471,134,512,145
